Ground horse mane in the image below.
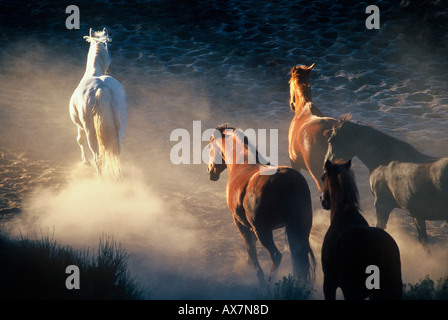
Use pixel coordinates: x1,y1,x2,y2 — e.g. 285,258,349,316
216,123,232,134
214,124,270,165
336,118,434,162
338,113,352,122
332,159,360,210
84,28,112,44
289,65,313,103
84,28,112,75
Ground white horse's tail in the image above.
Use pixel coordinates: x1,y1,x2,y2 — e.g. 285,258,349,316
93,87,121,181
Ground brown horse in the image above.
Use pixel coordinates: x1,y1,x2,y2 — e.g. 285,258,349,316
288,63,340,192
320,159,402,300
207,124,315,285
326,119,444,247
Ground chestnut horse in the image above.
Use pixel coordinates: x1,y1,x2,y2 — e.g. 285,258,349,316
288,64,341,192
326,119,443,247
320,159,402,300
207,124,315,285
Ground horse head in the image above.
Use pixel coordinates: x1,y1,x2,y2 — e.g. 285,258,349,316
325,116,355,163
84,27,111,43
289,63,314,112
84,28,112,75
320,159,359,216
207,124,230,181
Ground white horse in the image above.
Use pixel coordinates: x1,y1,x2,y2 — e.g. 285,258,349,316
69,28,127,180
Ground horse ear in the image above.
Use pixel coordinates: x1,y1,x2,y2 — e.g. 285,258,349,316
306,63,315,75
216,123,228,134
290,65,298,76
89,28,92,37
344,159,352,169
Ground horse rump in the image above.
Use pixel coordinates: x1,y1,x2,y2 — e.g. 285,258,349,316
337,226,402,300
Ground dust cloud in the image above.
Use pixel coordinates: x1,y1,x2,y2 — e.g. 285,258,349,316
1,25,447,300
0,37,261,299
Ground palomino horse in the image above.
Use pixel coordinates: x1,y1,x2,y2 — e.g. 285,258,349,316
320,159,402,300
207,124,315,285
326,119,445,247
288,63,340,192
70,28,127,180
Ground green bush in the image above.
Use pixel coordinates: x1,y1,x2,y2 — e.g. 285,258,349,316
0,233,143,299
403,275,448,300
260,275,314,300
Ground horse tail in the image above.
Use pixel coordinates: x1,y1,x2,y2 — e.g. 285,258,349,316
284,185,316,283
93,87,121,180
286,225,316,283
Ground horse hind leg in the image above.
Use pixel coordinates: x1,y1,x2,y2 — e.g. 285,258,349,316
83,120,102,179
306,160,325,192
234,219,266,287
254,228,282,280
76,127,89,165
412,215,430,251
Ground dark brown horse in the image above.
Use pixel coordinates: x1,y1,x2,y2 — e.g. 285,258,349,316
288,63,340,192
320,159,402,300
207,124,315,285
326,119,444,247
